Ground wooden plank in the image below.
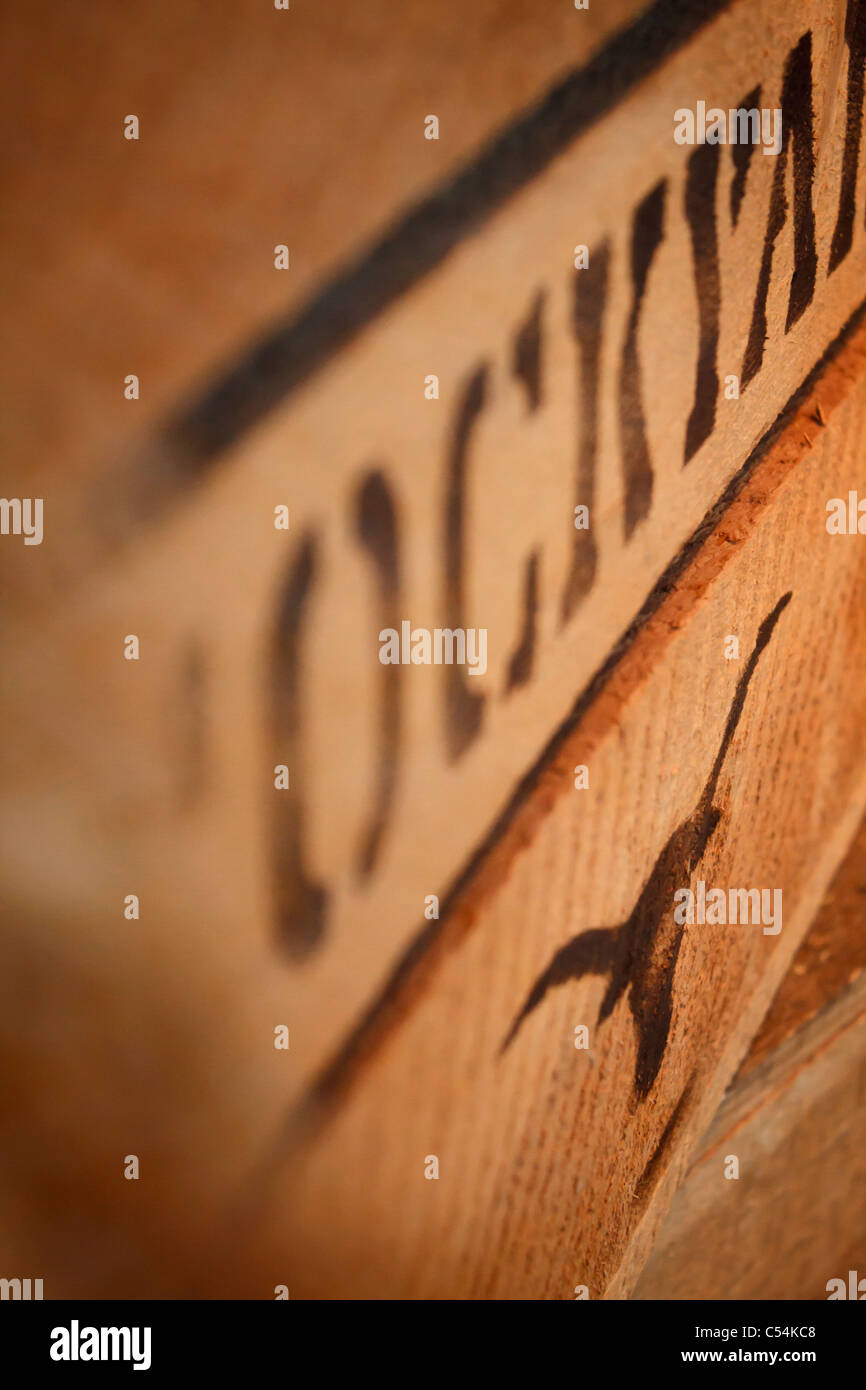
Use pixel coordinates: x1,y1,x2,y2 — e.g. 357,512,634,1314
200,312,866,1299
632,812,866,1300
633,982,866,1300
740,813,866,1077
2,0,866,1135
1,0,652,499
3,1,866,1298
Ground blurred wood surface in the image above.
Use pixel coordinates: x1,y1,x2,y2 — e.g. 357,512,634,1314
634,816,866,1300
2,0,864,1135
2,0,866,1301
0,0,648,506
743,816,866,1078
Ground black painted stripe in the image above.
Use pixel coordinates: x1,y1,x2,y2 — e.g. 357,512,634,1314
147,0,731,485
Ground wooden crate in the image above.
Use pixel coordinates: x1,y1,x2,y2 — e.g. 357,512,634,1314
1,0,866,1298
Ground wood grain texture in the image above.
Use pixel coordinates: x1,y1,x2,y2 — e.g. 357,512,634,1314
632,810,866,1300
2,0,864,1141
2,0,866,1302
740,813,866,1077
633,980,866,1300
67,309,866,1300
